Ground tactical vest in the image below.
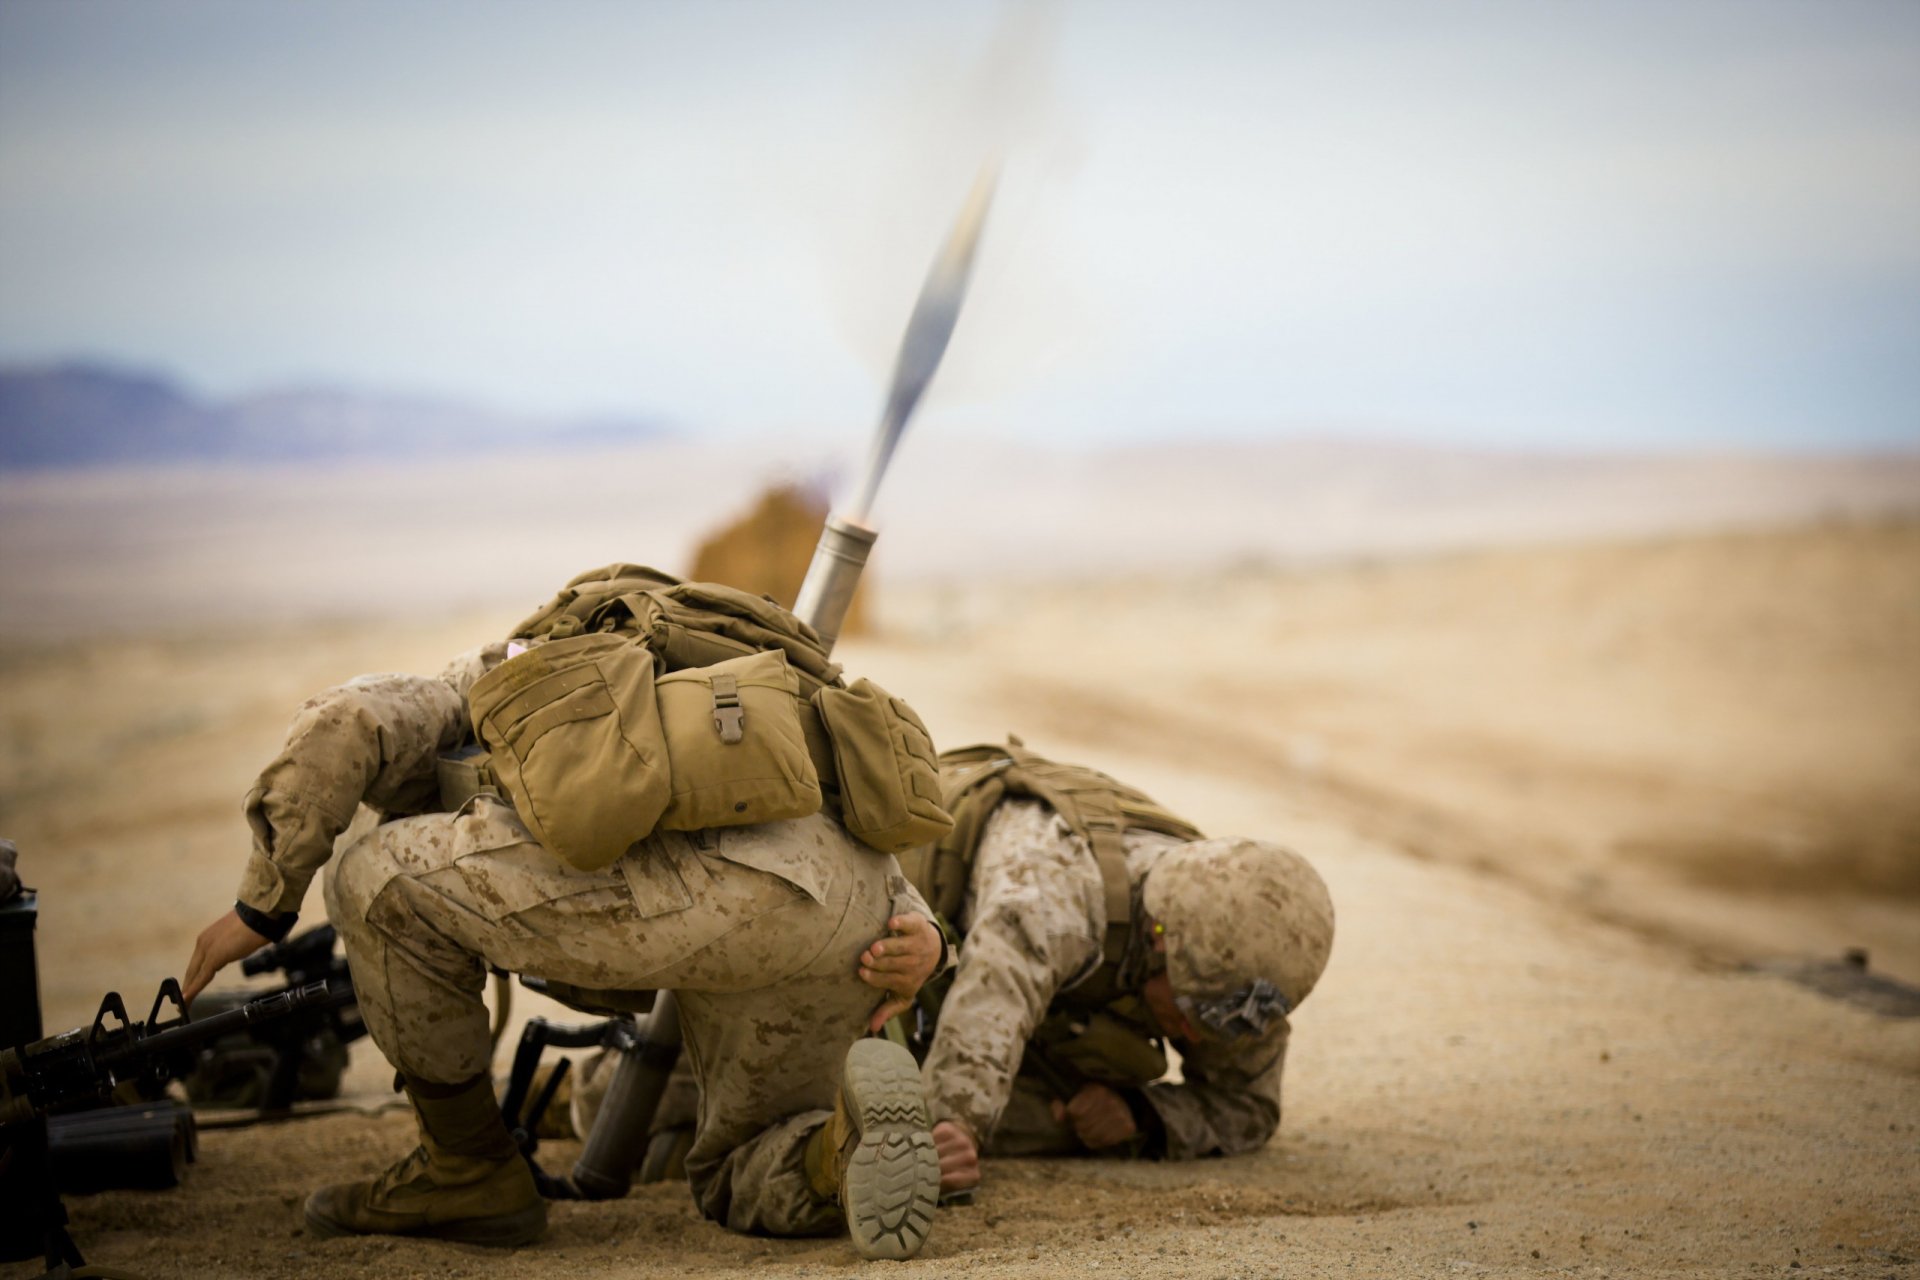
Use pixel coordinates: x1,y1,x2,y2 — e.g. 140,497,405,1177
902,741,1203,964
899,743,1204,1091
443,563,952,869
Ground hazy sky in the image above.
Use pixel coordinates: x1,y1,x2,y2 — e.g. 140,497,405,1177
2,0,1916,450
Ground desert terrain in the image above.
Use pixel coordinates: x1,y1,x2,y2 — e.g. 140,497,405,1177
2,506,1917,1278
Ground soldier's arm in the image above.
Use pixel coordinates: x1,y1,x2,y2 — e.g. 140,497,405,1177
435,641,510,702
1138,1021,1289,1160
920,802,1104,1143
234,645,502,920
185,654,495,1001
921,922,1078,1145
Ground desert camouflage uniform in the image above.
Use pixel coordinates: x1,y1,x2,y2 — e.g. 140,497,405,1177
236,644,930,1236
922,798,1287,1161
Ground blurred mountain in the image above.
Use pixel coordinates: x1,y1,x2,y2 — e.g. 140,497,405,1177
0,363,664,468
4,427,1917,638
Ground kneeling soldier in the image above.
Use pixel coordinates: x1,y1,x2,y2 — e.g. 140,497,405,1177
180,574,948,1260
608,740,1337,1196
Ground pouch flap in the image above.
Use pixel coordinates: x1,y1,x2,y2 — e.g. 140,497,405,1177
708,822,832,905
655,649,823,833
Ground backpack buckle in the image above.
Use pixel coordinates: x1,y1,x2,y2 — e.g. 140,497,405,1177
711,674,745,744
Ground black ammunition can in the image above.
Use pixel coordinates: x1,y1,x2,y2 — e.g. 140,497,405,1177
0,888,41,1050
49,1100,198,1193
0,888,46,1264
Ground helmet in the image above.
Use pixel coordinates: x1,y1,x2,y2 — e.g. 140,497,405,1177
1141,838,1334,1038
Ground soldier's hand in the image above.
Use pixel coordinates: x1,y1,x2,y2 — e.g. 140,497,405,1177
182,908,270,1003
932,1119,981,1193
1050,1083,1138,1150
859,912,943,1033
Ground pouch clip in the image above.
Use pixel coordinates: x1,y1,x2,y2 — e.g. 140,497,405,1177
711,674,745,744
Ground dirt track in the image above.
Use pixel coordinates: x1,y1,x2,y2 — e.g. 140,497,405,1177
3,520,1917,1278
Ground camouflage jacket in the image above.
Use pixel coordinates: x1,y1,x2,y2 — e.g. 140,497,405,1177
234,641,944,939
235,644,506,916
920,798,1288,1161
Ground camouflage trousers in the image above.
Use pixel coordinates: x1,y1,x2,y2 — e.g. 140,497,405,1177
324,795,903,1237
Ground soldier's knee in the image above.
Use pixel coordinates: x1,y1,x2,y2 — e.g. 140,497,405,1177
321,855,349,925
327,825,402,926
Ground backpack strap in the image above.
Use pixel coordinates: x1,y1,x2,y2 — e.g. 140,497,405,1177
1032,767,1135,966
893,747,1009,924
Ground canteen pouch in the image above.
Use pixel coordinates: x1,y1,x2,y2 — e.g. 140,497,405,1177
468,632,670,872
1031,1007,1169,1089
813,678,954,853
655,649,824,832
436,743,499,812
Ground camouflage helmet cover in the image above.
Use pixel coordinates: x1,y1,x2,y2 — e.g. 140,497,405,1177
1142,837,1334,1023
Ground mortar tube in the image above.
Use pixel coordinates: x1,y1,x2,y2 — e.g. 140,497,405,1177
569,994,682,1199
791,515,878,654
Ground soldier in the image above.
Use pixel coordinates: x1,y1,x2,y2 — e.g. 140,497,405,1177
910,742,1335,1193
178,631,948,1260
598,741,1335,1195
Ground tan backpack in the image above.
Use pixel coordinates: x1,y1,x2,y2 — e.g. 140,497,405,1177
461,563,952,870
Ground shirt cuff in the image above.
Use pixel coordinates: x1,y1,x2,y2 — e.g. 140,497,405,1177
234,850,310,917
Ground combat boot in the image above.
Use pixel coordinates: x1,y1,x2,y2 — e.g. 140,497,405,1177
804,1037,940,1260
305,1074,547,1247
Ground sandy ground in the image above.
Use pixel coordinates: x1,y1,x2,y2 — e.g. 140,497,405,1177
2,518,1917,1278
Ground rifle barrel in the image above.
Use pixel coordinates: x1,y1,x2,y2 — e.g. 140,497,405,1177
4,981,333,1121
114,981,331,1065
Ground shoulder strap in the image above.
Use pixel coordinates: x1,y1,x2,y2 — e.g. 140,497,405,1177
1023,760,1136,965
914,748,1016,920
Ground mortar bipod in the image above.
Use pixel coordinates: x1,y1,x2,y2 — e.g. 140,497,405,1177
498,994,682,1201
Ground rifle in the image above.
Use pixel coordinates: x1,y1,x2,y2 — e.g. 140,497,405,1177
180,923,364,1114
1,977,330,1277
1,978,331,1126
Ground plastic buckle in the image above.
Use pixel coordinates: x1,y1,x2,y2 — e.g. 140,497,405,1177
712,675,745,744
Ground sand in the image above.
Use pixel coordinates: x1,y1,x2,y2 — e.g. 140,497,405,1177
2,518,1916,1278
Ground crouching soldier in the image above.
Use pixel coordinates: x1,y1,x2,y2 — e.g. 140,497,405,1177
907,741,1335,1193
179,567,949,1259
599,740,1337,1189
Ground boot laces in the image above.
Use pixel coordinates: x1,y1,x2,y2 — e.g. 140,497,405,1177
369,1144,434,1199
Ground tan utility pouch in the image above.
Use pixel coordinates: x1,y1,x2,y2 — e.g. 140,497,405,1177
468,633,670,872
813,678,954,853
1036,1008,1169,1087
436,743,499,812
655,649,823,832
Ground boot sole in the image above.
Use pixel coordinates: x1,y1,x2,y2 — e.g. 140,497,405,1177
838,1038,939,1261
304,1198,547,1248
